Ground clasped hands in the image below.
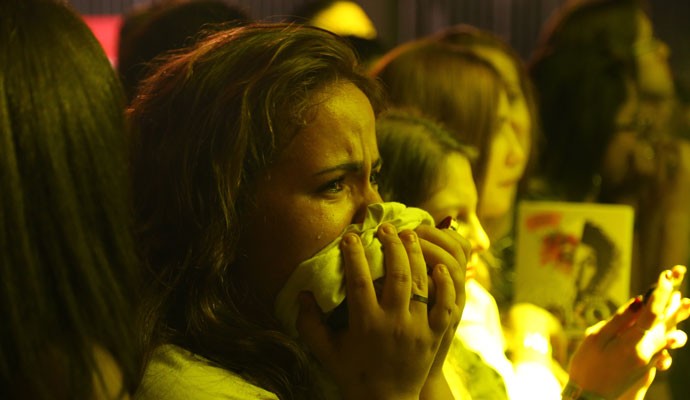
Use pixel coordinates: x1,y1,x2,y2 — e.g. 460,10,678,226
297,222,469,400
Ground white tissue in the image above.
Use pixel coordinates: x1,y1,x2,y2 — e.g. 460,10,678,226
274,202,435,338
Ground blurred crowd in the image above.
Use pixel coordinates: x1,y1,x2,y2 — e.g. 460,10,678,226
2,0,690,399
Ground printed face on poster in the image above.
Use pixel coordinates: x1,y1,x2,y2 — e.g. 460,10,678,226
515,201,634,337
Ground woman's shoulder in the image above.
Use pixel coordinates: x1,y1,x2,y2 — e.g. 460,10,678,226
135,344,279,400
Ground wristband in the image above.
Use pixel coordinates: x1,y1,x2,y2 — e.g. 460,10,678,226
561,380,608,400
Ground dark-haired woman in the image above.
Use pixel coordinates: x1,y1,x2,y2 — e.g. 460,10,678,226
1,0,141,398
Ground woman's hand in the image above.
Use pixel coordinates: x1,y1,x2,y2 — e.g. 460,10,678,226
296,223,459,400
567,265,690,400
415,224,470,399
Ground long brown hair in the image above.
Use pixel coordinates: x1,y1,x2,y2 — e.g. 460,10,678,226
376,108,477,206
371,40,503,196
433,24,541,194
1,0,140,398
129,23,383,399
529,0,642,200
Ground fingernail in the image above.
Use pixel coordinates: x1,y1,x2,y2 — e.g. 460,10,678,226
437,216,452,229
401,230,417,243
381,223,395,235
643,284,657,305
665,270,673,280
342,233,359,246
629,296,644,312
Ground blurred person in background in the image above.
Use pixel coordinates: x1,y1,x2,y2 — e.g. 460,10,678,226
372,41,566,398
117,0,250,101
1,0,141,398
431,24,541,312
528,0,690,299
376,108,690,400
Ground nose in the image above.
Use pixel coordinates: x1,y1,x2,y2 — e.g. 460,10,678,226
352,184,383,224
505,127,526,167
510,114,531,152
470,217,490,254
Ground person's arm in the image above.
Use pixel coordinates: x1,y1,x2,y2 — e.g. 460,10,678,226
297,223,465,400
565,265,690,400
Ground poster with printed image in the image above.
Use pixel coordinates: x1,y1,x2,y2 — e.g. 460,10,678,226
514,201,634,339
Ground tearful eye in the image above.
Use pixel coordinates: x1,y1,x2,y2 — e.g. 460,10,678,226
319,178,345,193
369,170,380,187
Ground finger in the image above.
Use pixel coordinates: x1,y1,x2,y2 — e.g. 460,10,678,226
664,266,689,326
663,292,683,331
583,319,607,338
399,229,428,313
653,349,673,371
666,329,688,350
670,265,687,287
427,278,437,306
635,270,677,330
428,264,458,334
378,223,411,311
341,233,378,322
615,296,669,353
666,291,682,317
418,237,466,307
672,298,690,325
589,297,640,342
296,292,334,366
416,224,472,266
417,229,468,308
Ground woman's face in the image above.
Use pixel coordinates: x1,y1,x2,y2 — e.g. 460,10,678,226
418,152,489,278
237,82,382,305
477,90,527,220
471,47,531,220
601,81,658,193
472,46,532,164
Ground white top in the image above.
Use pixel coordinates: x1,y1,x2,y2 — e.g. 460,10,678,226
458,280,563,400
135,344,279,400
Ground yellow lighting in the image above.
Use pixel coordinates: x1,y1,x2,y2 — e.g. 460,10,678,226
310,1,378,40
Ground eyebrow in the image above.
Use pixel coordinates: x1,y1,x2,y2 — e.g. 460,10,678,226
313,158,382,176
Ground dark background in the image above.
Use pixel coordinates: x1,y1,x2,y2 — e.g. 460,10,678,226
70,0,690,84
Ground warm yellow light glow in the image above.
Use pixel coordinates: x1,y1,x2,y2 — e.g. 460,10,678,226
310,1,378,40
